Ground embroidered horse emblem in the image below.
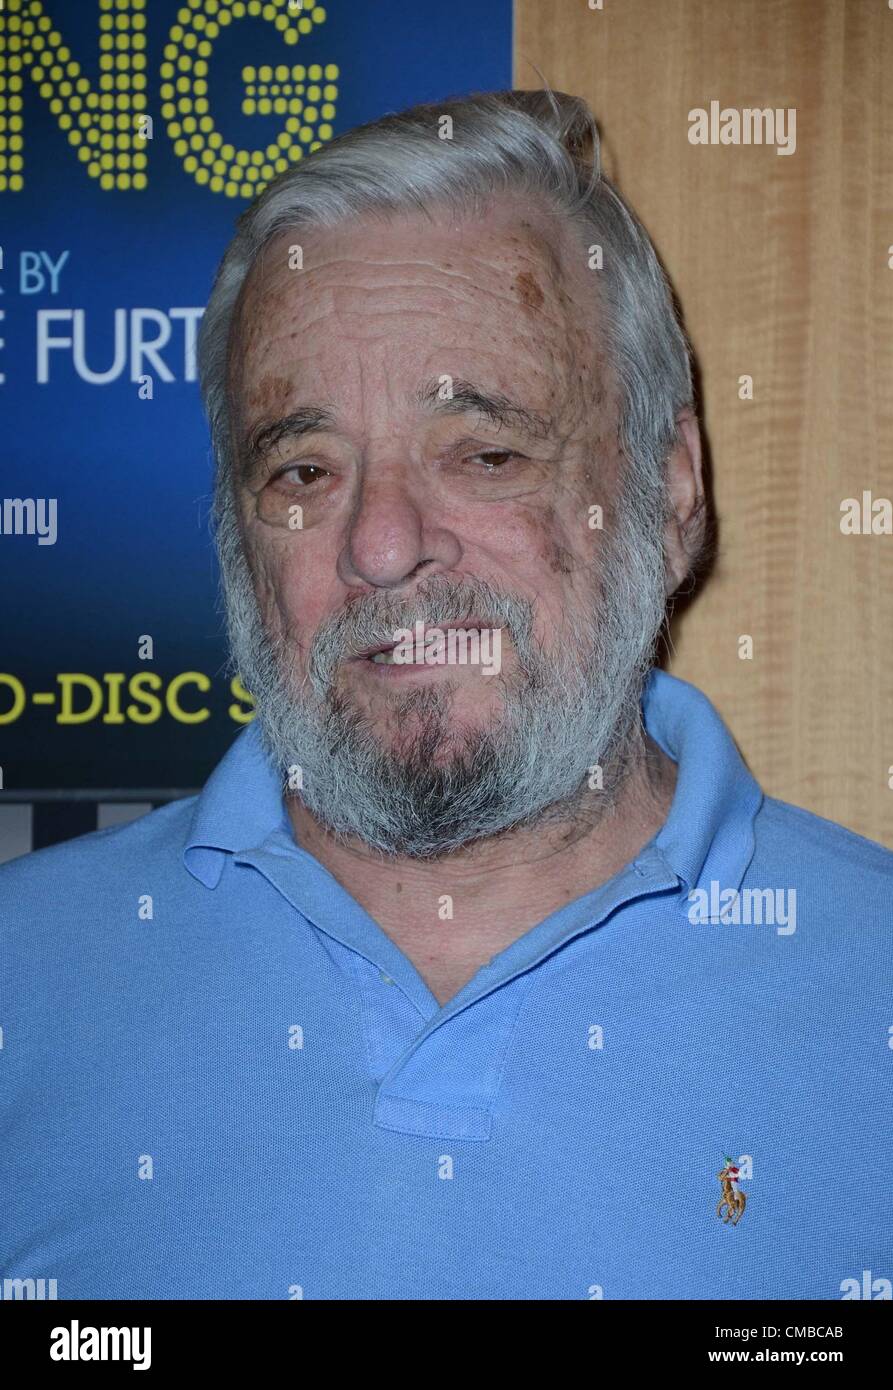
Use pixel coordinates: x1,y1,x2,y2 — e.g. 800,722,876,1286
717,1156,747,1225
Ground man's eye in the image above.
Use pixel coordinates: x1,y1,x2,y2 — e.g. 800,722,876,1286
277,463,329,486
471,451,515,472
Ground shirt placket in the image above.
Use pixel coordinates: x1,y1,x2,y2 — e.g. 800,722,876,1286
234,836,682,1141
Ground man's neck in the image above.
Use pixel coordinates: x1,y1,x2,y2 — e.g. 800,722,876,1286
285,731,678,1004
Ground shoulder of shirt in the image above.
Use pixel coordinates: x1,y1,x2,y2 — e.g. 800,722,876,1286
0,796,198,904
755,793,893,884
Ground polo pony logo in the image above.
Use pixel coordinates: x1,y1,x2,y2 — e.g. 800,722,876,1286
717,1156,747,1225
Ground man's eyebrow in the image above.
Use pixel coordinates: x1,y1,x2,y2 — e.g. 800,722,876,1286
414,377,554,441
241,406,337,466
240,380,555,468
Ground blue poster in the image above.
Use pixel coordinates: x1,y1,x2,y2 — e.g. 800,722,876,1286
0,0,512,810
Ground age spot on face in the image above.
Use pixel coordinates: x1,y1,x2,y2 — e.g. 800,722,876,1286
248,373,293,413
547,540,576,575
515,269,545,311
536,502,577,576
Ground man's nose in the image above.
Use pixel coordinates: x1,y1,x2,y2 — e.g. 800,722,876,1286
336,474,461,590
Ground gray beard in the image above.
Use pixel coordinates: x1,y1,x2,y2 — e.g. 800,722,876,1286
214,480,669,859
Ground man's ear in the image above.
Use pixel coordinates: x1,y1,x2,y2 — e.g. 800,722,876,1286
663,407,707,596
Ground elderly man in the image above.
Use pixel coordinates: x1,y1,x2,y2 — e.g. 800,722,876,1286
1,90,890,1302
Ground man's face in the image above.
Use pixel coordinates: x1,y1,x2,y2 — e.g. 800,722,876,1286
221,195,669,855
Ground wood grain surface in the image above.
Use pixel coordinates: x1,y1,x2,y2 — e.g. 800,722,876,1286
515,0,893,846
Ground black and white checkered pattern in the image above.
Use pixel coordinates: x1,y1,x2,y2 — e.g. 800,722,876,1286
0,794,197,864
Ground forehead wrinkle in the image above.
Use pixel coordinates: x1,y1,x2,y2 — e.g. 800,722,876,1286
236,289,582,399
229,217,606,435
234,343,592,459
237,192,589,311
238,220,585,330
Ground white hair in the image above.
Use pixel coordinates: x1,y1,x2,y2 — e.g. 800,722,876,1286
197,87,700,572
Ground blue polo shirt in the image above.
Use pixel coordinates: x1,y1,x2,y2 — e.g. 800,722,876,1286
1,669,890,1300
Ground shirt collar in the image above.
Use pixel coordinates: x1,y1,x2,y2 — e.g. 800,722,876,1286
183,668,763,898
642,668,763,900
183,719,289,888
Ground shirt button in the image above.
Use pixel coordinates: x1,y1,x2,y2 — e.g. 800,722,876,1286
379,972,395,985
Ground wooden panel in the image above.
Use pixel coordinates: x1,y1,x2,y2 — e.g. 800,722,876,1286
515,0,893,846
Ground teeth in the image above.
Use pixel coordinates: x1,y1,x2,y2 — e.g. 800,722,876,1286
370,649,396,664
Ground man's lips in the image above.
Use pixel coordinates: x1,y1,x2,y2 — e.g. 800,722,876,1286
350,620,494,663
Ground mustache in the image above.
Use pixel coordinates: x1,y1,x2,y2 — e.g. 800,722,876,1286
305,574,534,693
